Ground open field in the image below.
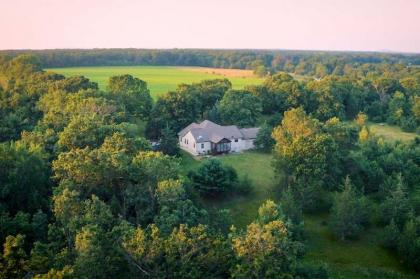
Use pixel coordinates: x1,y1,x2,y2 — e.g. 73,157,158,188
181,67,256,77
369,123,418,143
180,150,415,278
47,66,263,99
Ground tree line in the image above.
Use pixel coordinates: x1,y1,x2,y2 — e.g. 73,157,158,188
2,48,420,78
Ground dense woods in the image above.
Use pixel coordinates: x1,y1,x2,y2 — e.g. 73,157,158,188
0,52,419,278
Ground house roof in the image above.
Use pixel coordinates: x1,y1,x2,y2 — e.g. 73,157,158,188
178,120,259,143
240,128,259,140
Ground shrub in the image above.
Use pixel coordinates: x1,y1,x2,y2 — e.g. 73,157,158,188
189,159,238,197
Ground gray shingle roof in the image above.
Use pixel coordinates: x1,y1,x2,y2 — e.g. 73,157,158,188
239,128,259,139
178,120,259,143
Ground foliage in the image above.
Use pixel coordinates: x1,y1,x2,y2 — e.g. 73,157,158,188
219,89,262,127
159,126,180,156
189,159,238,197
254,122,275,151
330,177,370,240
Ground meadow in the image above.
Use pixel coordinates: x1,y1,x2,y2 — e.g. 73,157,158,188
180,150,417,279
48,66,263,99
369,123,418,142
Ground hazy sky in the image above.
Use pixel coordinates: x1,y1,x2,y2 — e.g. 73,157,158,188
1,0,420,52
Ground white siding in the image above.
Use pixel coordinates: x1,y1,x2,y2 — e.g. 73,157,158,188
230,138,245,152
243,139,255,150
196,141,211,155
179,133,256,156
179,131,198,155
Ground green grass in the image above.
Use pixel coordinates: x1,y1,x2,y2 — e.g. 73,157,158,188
368,123,418,143
180,150,417,278
47,66,262,99
304,214,417,279
180,150,277,227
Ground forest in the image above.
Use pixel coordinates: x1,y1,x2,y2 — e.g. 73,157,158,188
0,52,419,279
2,48,420,78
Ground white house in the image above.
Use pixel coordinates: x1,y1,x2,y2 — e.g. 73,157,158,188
178,120,259,156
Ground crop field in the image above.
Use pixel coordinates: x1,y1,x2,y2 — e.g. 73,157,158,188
180,150,416,278
48,66,263,99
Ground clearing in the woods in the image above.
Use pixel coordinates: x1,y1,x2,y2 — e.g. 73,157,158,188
180,150,417,279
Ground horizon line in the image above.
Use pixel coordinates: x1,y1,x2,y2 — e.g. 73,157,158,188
1,47,420,56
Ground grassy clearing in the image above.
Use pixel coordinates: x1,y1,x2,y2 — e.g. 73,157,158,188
368,123,418,143
47,66,262,99
180,150,416,278
180,150,277,227
304,214,416,279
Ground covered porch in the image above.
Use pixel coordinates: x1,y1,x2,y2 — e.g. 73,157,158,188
210,138,231,154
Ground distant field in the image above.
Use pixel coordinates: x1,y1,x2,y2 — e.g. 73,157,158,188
368,123,418,142
47,66,262,99
180,150,415,278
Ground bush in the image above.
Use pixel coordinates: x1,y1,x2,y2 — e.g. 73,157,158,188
189,159,238,197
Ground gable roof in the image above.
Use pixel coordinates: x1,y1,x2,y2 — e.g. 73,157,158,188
178,120,259,143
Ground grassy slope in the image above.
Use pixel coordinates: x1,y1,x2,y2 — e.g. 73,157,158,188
180,150,278,228
180,150,416,279
47,66,262,99
369,123,418,143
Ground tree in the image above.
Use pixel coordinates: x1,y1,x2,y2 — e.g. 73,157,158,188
329,177,370,240
387,91,409,126
219,90,262,127
0,142,50,215
159,126,180,156
272,108,338,189
187,79,231,118
231,220,298,278
146,89,199,138
261,72,307,114
189,159,238,197
254,123,275,152
0,234,29,279
154,180,208,234
122,224,232,278
257,200,284,224
355,112,367,127
397,217,420,271
379,174,412,228
107,75,153,118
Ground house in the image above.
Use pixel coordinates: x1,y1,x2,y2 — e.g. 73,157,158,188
178,120,259,156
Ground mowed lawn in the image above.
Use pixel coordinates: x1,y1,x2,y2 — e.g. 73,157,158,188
369,123,418,143
47,66,262,99
180,150,416,279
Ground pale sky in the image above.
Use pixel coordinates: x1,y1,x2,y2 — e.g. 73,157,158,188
1,0,420,52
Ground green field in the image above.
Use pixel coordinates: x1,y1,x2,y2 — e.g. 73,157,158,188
369,123,418,143
180,150,416,278
47,66,262,99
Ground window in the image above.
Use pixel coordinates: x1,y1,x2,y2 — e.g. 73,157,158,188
201,143,204,148
234,139,238,142
194,143,195,148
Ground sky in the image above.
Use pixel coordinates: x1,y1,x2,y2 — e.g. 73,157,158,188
1,0,420,53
